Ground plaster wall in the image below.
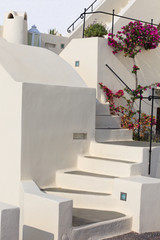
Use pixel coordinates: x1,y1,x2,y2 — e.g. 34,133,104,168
41,34,69,55
0,39,86,88
113,176,160,233
114,0,160,34
60,38,99,90
21,83,96,187
0,26,3,37
20,181,72,240
61,37,160,115
0,202,20,240
68,0,130,40
0,64,22,206
3,12,28,45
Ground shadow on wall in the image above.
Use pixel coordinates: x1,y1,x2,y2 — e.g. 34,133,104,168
23,225,54,240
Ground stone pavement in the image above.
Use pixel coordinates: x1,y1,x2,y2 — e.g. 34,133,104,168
104,232,160,240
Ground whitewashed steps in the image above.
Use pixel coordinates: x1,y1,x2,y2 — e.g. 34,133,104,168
96,115,121,129
77,155,141,177
56,170,117,194
44,187,118,210
95,128,133,142
89,141,144,163
70,212,132,240
96,102,133,141
96,102,110,115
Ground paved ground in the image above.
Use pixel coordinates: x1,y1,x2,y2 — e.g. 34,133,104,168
104,232,160,240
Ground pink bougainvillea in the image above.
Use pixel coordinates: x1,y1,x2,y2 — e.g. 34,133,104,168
99,82,159,137
108,21,160,88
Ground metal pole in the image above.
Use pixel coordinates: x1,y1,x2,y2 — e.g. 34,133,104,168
138,90,142,141
112,9,115,35
91,4,93,12
148,88,154,175
82,8,86,38
151,19,153,25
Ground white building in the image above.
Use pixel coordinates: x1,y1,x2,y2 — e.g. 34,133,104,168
0,2,160,240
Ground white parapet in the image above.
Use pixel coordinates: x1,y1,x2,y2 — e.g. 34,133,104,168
0,202,20,240
113,176,160,233
20,181,73,240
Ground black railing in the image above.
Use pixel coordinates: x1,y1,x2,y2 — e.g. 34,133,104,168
82,10,158,38
67,0,98,33
105,64,160,175
105,64,133,93
68,7,159,37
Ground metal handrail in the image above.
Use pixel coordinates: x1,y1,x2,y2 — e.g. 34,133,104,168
67,0,98,33
105,64,160,175
67,7,158,37
105,64,133,93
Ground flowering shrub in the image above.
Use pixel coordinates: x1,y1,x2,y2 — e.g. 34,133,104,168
132,65,140,74
99,83,124,114
108,21,160,87
99,82,159,139
108,21,160,57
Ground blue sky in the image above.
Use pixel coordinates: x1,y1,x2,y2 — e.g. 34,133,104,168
0,0,99,35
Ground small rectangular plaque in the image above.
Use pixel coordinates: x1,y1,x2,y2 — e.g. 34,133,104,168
73,133,87,140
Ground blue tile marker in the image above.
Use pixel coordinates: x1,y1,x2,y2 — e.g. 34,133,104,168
120,192,127,201
75,61,80,67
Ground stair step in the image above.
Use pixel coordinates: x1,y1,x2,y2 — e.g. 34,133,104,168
96,129,132,142
56,170,116,194
96,102,110,115
44,187,117,210
71,209,132,240
96,115,121,128
66,170,115,179
43,187,109,196
84,156,135,164
89,141,144,163
78,156,141,177
72,208,125,227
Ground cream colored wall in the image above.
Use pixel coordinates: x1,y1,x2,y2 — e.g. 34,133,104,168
68,0,130,40
113,176,160,233
0,39,86,88
20,181,72,240
0,26,3,37
3,12,28,45
41,34,69,55
61,37,160,116
60,38,99,90
0,64,22,206
114,0,160,34
21,83,96,187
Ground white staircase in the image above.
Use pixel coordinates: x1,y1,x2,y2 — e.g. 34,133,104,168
43,140,147,239
95,101,133,142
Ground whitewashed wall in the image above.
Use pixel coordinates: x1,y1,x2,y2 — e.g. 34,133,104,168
21,83,95,187
61,37,160,116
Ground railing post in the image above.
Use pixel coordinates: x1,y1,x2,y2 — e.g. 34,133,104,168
148,88,155,175
91,4,93,12
138,90,142,141
82,8,87,38
112,9,115,35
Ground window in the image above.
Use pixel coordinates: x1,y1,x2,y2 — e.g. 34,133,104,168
45,43,56,50
61,43,65,49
